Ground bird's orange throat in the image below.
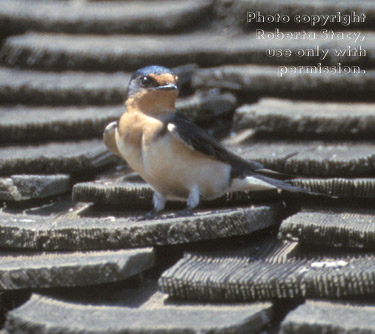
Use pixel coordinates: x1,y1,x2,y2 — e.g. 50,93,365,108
125,89,177,117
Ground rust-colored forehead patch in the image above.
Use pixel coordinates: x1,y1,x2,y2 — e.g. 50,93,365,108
149,73,177,86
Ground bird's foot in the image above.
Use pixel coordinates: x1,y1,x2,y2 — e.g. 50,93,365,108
138,209,160,221
173,208,194,218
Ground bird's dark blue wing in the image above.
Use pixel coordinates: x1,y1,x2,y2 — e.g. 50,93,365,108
164,113,338,198
165,113,290,179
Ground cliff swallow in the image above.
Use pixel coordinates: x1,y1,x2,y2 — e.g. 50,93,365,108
104,65,322,218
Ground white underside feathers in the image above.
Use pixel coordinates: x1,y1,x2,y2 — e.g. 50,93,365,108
229,176,277,193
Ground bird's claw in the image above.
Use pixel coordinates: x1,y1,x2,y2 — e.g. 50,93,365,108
138,209,160,221
173,208,194,218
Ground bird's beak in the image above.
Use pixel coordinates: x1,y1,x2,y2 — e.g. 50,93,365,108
152,83,178,91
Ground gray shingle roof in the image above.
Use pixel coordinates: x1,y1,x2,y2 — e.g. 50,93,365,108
0,0,374,333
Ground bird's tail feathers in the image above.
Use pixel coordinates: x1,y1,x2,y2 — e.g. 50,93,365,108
253,174,338,199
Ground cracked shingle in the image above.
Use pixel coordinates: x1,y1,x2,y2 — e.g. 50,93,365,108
0,174,71,201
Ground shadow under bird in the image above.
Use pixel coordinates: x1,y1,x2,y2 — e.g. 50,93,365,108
104,65,326,218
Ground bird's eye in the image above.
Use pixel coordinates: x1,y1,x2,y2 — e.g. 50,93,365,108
140,76,155,88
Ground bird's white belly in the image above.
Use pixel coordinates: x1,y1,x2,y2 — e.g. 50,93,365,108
142,134,231,200
115,129,145,176
229,176,277,192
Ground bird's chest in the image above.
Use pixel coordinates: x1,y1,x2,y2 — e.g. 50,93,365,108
142,134,177,176
116,112,164,176
142,134,231,199
116,128,142,172
141,133,193,198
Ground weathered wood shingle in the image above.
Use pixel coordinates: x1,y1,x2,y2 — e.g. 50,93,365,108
0,139,114,175
234,99,375,137
0,248,154,290
280,300,375,334
159,249,375,300
280,209,375,249
4,294,272,334
192,66,375,100
0,174,71,201
0,204,282,250
0,0,213,35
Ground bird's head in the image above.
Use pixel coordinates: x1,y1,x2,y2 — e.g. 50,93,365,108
125,65,179,117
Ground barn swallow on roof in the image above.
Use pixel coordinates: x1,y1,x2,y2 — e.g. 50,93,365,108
104,65,326,218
